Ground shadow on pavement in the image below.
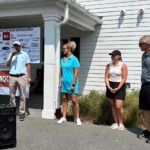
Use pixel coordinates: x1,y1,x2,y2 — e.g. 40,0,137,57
0,94,43,116
126,127,143,136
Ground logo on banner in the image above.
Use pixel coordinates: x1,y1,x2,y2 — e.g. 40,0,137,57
3,32,11,40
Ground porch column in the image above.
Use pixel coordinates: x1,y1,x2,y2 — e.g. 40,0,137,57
55,22,61,108
42,14,61,119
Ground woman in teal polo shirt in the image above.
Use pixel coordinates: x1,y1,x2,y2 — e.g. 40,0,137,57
57,41,82,126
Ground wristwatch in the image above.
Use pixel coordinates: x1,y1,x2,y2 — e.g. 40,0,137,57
72,84,75,87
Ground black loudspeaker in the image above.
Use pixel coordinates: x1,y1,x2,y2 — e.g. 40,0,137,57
0,105,16,148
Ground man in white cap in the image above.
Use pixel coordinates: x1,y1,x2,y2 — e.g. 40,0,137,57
6,41,31,121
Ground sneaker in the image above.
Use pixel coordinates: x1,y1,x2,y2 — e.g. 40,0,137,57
19,113,26,121
137,129,150,139
57,117,67,124
110,123,118,129
146,138,150,144
118,124,125,131
76,118,82,126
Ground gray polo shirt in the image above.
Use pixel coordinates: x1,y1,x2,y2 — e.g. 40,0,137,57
141,52,150,82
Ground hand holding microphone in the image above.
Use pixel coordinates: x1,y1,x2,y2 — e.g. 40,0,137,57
11,50,17,57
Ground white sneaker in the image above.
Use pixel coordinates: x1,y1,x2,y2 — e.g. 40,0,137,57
76,118,82,126
57,117,67,124
118,124,125,131
110,123,118,129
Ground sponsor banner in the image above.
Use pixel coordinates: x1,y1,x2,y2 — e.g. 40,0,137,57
0,70,29,97
0,27,40,69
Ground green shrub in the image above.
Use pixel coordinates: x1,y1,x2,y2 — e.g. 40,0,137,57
79,90,102,120
79,90,145,128
123,90,145,128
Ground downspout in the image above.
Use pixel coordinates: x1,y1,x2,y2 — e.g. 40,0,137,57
55,3,69,109
59,3,69,26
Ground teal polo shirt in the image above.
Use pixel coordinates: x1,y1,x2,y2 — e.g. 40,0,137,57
7,50,30,75
61,55,80,94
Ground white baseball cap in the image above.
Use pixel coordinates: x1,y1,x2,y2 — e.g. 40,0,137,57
13,41,21,46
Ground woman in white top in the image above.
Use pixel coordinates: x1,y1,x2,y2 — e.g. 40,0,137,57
105,50,128,130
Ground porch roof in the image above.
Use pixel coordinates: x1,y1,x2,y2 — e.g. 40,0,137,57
0,0,102,31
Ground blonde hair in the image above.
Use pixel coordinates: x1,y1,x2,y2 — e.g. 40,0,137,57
139,35,150,45
65,41,76,52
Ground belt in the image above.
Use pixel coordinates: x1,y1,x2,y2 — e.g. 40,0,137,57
9,74,25,77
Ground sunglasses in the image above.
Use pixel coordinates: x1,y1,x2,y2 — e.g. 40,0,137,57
14,44,20,46
63,47,70,50
139,42,149,47
139,43,144,47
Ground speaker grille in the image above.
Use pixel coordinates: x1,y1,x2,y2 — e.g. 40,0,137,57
0,105,16,147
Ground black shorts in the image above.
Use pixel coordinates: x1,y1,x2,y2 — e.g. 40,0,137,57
139,82,150,110
106,81,126,100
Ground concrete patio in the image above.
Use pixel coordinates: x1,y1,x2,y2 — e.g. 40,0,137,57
0,95,150,150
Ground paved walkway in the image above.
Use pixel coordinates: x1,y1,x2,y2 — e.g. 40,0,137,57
0,95,150,150
7,117,150,150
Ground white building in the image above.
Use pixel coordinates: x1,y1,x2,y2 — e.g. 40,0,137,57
77,0,150,94
0,0,148,119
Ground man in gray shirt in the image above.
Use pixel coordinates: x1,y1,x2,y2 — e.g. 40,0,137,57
138,35,150,143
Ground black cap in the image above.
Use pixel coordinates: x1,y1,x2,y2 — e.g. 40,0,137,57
109,50,121,56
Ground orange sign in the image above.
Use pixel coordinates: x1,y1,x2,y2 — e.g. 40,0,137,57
0,70,9,87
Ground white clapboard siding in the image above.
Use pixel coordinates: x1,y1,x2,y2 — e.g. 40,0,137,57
75,0,149,94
